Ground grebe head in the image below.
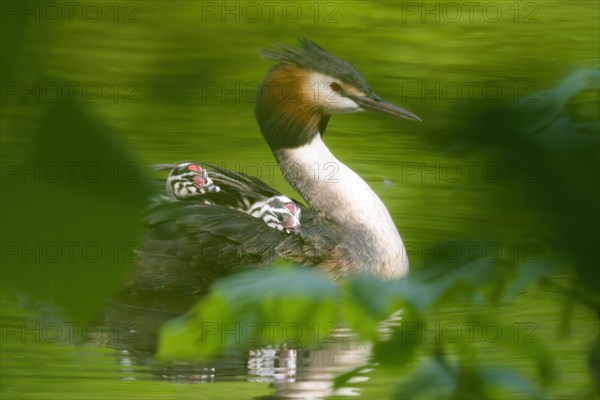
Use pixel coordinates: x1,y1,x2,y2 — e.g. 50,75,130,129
166,162,220,200
248,195,302,233
255,38,420,150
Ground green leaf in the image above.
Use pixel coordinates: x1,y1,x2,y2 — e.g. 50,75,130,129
394,358,456,400
2,101,153,320
158,267,340,360
372,315,422,367
480,368,544,400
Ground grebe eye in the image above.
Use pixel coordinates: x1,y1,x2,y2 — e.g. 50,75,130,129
330,82,341,92
188,164,202,173
193,176,205,186
283,203,296,213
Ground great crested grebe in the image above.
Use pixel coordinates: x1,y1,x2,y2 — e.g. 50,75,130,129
131,39,420,297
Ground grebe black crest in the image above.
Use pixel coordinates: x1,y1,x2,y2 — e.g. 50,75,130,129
132,39,420,297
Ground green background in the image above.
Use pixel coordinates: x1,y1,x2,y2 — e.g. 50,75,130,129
1,1,598,399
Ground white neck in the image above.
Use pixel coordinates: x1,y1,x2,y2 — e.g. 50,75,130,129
275,134,408,278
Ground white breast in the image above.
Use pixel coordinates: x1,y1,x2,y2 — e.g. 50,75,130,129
277,134,408,278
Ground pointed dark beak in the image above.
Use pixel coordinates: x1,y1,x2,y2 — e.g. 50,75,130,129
351,94,421,122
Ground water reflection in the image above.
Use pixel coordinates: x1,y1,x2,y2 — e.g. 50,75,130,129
101,293,402,398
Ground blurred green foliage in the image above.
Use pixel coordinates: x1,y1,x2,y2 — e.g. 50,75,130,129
1,101,153,320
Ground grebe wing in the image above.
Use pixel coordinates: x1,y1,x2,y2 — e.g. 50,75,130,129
137,200,339,285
